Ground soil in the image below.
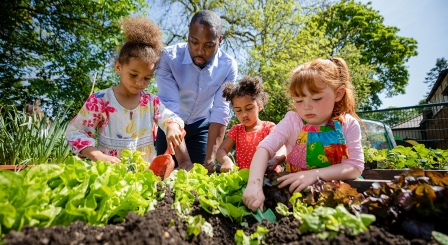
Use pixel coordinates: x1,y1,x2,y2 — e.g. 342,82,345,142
3,187,441,245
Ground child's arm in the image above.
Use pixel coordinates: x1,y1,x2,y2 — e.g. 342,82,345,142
267,145,287,171
215,137,235,173
65,93,120,163
242,147,270,212
277,163,361,193
80,147,120,164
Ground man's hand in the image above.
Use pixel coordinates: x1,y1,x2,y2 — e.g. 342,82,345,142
205,162,215,174
176,160,194,171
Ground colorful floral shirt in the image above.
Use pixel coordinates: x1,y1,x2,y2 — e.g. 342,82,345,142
226,121,279,170
65,88,184,163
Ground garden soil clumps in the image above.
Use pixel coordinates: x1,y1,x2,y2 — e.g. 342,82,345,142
3,188,437,245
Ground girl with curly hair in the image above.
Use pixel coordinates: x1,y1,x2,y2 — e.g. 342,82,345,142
212,76,286,173
66,16,184,164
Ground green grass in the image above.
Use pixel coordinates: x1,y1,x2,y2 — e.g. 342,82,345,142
0,106,71,167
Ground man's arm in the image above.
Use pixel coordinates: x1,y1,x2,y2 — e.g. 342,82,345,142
205,122,226,171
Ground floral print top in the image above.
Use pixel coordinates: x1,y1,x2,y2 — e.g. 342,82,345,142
65,88,184,163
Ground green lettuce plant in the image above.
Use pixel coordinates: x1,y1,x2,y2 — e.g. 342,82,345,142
0,151,162,237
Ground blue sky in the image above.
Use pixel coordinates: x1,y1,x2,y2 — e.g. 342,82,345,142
358,0,448,108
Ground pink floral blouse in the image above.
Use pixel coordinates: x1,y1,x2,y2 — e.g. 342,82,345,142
65,88,184,162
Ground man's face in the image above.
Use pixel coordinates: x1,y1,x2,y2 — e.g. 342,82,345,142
188,21,222,69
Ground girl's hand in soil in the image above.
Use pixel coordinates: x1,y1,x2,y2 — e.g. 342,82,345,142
242,184,265,212
81,146,121,164
277,170,318,193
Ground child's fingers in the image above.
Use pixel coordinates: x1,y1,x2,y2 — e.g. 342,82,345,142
277,175,292,188
167,140,175,154
290,182,307,193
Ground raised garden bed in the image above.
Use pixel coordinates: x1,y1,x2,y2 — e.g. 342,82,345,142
346,169,448,192
3,187,440,245
1,155,447,245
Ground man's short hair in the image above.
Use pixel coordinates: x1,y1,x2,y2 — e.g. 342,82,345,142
190,10,222,36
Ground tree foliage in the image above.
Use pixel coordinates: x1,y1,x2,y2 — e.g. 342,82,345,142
308,0,418,109
0,0,147,117
423,57,448,96
2,0,419,122
149,0,418,120
149,0,330,123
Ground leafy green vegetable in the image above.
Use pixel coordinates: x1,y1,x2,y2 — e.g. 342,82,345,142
277,195,375,240
185,215,213,239
171,165,251,223
235,226,269,245
364,144,448,170
432,231,448,245
0,151,162,237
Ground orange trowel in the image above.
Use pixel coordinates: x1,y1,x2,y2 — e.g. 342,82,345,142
149,130,186,180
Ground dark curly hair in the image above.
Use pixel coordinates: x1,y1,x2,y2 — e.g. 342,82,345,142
117,16,164,65
222,76,268,106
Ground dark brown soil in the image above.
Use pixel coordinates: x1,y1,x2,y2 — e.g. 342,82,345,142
3,187,441,245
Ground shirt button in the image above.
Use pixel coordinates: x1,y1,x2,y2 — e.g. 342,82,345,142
199,88,202,90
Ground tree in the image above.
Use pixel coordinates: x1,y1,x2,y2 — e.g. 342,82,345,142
308,0,418,110
149,0,418,118
423,57,448,96
0,0,147,118
149,0,329,123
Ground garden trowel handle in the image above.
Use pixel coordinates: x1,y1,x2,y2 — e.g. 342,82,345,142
165,129,186,155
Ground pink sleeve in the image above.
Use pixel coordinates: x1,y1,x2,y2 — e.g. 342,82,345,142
258,112,302,158
342,114,365,173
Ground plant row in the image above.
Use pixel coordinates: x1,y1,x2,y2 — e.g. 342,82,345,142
1,151,448,244
364,144,448,170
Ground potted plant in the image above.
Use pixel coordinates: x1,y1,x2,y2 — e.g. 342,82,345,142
0,104,71,171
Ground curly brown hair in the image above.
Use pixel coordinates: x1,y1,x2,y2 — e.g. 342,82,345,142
117,16,163,65
288,57,360,120
222,75,268,106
